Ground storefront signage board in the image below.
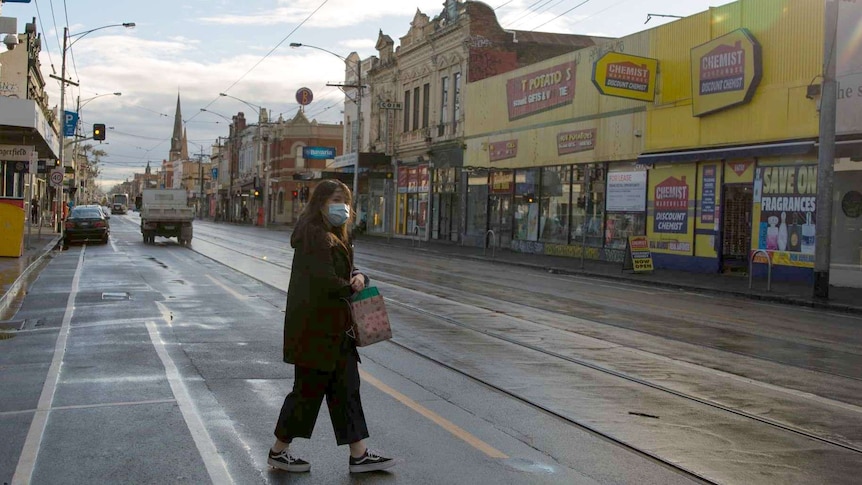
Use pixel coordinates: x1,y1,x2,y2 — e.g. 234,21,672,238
592,52,658,102
506,61,576,121
0,145,35,162
623,236,654,272
648,165,696,256
837,0,862,135
489,140,518,162
557,128,596,155
690,29,762,117
607,170,646,212
752,165,817,268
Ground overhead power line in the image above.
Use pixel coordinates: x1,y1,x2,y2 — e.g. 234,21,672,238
531,0,592,31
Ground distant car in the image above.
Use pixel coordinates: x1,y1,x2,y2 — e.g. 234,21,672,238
101,206,111,219
64,206,109,248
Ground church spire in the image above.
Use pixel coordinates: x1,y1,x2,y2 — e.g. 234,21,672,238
170,93,184,159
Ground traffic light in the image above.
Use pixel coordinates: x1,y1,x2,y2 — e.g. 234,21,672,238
292,190,299,200
253,187,261,200
93,123,106,141
55,158,61,166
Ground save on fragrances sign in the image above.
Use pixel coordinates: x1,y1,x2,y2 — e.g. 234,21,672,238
506,61,576,121
752,165,817,268
690,29,762,116
591,52,658,102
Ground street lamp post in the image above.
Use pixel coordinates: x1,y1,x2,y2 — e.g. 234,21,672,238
290,42,363,225
74,92,121,204
219,93,270,227
51,22,134,240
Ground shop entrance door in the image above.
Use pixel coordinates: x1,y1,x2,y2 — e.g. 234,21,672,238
488,195,512,248
433,193,459,242
721,184,753,271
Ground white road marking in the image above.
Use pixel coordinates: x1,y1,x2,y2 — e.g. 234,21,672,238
0,399,178,417
12,249,85,485
145,321,233,485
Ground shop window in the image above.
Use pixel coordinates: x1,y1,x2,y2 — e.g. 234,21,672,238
604,213,645,249
514,168,540,241
403,90,411,133
570,163,606,247
466,170,488,236
540,166,571,244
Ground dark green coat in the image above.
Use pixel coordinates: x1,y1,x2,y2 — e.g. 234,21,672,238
283,224,355,371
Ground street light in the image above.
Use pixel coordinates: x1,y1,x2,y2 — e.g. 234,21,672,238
200,108,232,123
219,93,270,227
290,42,363,219
78,92,122,111
50,22,135,238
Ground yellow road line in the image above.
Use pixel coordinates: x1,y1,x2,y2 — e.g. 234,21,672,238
360,369,509,459
206,274,249,300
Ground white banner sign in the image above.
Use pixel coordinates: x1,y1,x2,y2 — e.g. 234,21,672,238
837,0,862,135
606,170,647,212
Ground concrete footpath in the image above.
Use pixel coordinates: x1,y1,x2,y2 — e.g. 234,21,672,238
355,234,862,315
0,229,61,322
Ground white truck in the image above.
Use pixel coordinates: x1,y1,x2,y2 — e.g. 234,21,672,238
140,189,194,245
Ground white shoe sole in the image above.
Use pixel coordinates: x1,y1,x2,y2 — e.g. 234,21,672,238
268,457,311,473
349,459,397,473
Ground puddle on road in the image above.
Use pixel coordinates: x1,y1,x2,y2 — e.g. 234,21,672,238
502,458,556,474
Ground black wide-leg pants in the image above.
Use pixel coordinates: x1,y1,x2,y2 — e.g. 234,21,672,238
274,343,369,446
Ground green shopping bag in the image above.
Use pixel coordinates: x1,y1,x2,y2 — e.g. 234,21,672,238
352,286,380,302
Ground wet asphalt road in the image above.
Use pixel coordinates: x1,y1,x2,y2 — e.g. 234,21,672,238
2,213,861,484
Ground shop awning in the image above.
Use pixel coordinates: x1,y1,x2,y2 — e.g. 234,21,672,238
636,140,816,164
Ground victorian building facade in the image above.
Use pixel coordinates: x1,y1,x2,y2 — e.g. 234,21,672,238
351,0,605,240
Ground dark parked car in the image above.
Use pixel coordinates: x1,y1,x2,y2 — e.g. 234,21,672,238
64,206,109,248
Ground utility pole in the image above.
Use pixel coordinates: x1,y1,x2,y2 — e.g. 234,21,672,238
199,145,205,219
814,0,840,299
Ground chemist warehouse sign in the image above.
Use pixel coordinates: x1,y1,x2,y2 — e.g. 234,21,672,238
690,29,762,117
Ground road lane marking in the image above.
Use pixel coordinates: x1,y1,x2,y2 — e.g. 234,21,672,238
12,249,85,485
206,274,249,300
0,399,178,417
146,321,233,485
359,369,509,459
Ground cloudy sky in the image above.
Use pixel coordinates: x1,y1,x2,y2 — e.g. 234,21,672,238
2,0,733,189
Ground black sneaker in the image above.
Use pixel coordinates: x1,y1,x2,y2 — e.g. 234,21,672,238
268,448,310,472
349,449,396,473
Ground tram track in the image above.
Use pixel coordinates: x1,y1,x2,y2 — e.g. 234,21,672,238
189,228,862,468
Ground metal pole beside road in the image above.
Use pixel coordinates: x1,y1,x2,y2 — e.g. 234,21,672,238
814,0,840,300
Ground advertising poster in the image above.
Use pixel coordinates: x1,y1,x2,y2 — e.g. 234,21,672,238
607,171,647,212
648,165,696,255
397,166,409,193
417,164,430,192
627,236,654,272
407,167,418,193
701,165,717,223
506,61,576,121
752,165,817,267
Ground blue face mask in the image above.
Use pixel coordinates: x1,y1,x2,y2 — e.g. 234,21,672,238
326,203,350,227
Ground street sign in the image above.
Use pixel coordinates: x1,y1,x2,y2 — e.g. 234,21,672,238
296,87,314,106
50,168,64,187
63,111,79,137
0,145,35,162
378,101,403,110
302,146,336,160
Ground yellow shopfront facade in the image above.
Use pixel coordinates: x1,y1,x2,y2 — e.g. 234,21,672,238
463,0,859,284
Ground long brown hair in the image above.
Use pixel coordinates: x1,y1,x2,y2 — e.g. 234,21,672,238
293,179,353,250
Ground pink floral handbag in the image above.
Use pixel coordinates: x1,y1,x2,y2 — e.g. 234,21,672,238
347,287,392,347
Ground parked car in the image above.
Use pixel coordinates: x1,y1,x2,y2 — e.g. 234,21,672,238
64,206,110,248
